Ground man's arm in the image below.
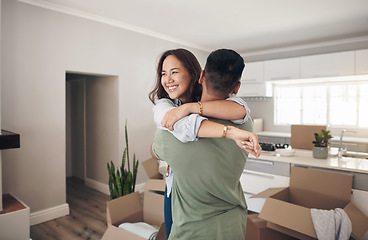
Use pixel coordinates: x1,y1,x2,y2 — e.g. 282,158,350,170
197,120,261,158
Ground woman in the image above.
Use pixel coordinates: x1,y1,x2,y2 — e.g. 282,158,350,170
149,49,258,149
149,48,260,238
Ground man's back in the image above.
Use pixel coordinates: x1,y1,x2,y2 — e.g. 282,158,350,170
153,117,254,240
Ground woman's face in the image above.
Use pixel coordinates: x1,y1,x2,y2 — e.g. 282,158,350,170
161,55,192,103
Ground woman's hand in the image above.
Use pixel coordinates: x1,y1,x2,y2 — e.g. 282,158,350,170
161,104,192,130
226,126,262,158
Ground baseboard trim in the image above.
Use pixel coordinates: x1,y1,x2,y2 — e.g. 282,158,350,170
30,203,69,226
85,177,110,195
30,179,146,225
85,177,146,196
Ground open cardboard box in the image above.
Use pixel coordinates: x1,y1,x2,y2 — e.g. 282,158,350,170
252,166,368,240
142,157,166,192
102,191,166,240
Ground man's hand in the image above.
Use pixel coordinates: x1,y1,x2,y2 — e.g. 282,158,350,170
226,126,261,158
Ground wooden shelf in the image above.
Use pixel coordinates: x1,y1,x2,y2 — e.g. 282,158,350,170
0,194,26,214
0,130,20,150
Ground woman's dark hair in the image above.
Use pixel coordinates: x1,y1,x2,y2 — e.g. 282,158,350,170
149,48,202,104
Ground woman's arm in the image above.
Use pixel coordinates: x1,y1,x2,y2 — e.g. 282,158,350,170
153,98,208,143
161,97,249,131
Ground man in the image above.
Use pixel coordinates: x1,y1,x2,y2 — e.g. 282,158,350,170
152,49,257,239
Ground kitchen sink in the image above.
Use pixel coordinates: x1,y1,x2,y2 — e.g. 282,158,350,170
342,151,368,159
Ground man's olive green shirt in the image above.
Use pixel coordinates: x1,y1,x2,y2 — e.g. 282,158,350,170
153,117,254,240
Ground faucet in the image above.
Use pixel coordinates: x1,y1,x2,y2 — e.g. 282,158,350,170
338,129,357,156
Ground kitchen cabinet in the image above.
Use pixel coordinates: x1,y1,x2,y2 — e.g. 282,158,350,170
238,61,272,97
242,62,263,82
355,49,368,75
300,51,355,78
237,82,272,97
264,57,300,81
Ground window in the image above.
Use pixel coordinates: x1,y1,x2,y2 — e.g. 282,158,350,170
274,80,368,128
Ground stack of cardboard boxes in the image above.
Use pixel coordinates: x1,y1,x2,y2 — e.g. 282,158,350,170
102,158,166,240
102,158,368,240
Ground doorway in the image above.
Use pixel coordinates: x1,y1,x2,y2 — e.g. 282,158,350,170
65,73,119,191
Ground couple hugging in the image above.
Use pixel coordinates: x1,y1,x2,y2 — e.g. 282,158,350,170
149,48,261,240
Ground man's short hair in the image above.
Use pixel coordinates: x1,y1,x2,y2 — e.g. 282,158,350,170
203,49,245,96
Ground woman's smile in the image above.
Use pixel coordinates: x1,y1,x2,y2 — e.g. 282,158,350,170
167,85,178,92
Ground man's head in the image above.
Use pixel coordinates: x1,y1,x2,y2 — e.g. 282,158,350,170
201,49,245,97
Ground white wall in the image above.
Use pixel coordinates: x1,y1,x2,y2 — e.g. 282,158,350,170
1,0,208,223
85,75,119,183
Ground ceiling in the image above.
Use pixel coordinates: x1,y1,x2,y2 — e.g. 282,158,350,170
22,0,368,55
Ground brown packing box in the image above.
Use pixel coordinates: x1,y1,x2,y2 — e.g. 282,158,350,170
102,191,166,240
142,157,166,192
252,166,368,240
290,125,326,150
245,214,298,240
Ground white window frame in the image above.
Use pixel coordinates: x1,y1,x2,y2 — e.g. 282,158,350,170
274,79,368,129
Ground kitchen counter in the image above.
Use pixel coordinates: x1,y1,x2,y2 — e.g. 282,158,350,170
250,149,368,174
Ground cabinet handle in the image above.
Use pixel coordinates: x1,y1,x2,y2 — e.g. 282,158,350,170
312,74,338,78
270,76,292,80
247,159,274,165
243,170,275,179
244,93,260,96
243,78,258,82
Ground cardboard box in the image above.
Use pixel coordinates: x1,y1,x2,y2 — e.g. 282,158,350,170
142,158,166,192
290,125,326,150
245,214,297,240
252,166,368,240
102,191,165,240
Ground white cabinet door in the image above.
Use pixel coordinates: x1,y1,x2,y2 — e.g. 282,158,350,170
264,57,300,81
242,61,263,82
240,170,289,195
237,82,272,97
300,51,354,78
238,61,268,97
355,49,368,75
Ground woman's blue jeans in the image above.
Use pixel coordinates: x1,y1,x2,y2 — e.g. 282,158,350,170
164,186,172,239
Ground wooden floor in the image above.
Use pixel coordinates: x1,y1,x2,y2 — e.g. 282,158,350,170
30,177,110,240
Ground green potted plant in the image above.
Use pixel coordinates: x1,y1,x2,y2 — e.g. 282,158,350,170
312,129,332,159
107,120,139,200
